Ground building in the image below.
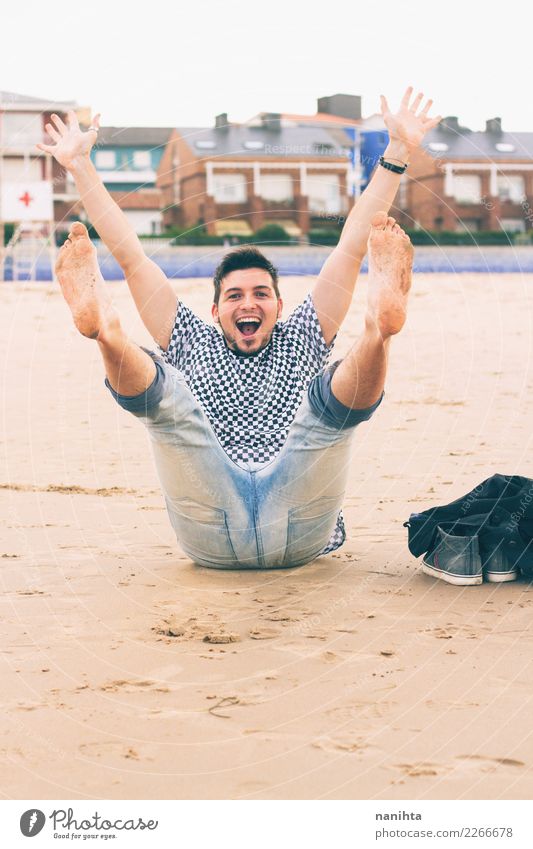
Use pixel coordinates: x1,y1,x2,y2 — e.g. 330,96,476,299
156,92,396,237
0,90,85,239
157,99,361,238
157,114,352,238
90,126,173,235
397,117,533,233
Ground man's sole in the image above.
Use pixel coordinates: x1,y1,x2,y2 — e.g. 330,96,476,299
422,561,483,586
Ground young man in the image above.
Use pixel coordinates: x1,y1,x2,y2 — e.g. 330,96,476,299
38,89,440,569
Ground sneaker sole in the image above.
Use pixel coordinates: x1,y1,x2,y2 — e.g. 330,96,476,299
422,561,483,586
484,570,519,583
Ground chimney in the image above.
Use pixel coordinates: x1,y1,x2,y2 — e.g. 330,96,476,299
441,115,460,134
485,117,502,134
261,112,281,132
317,93,361,120
215,113,229,130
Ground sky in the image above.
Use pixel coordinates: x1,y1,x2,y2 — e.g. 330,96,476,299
2,0,532,132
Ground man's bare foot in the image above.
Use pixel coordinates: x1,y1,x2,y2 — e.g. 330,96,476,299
55,222,118,339
366,211,414,339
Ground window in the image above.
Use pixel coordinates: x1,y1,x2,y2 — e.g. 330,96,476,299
456,219,480,232
3,112,43,147
133,150,151,168
2,156,42,181
497,174,525,203
243,140,264,151
453,174,482,204
95,150,116,168
495,143,515,153
313,143,335,155
500,218,526,233
259,173,293,202
307,173,341,214
213,172,247,203
195,140,216,150
428,142,449,152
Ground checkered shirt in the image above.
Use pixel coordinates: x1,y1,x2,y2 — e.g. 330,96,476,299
163,293,345,554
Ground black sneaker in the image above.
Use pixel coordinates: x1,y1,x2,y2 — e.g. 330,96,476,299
422,525,483,585
480,538,519,583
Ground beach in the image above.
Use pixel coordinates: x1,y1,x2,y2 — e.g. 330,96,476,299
2,270,533,801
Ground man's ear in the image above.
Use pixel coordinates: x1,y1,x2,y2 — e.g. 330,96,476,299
277,298,283,319
212,302,220,323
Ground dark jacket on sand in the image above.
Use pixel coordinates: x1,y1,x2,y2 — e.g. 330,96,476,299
404,474,533,578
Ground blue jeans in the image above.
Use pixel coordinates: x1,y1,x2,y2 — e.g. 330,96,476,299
107,355,381,569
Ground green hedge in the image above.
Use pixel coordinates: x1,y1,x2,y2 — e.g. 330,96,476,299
2,223,15,246
405,230,520,246
51,223,529,249
169,222,294,246
308,228,343,246
251,224,291,245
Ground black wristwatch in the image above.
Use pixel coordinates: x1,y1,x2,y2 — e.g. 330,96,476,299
379,156,408,174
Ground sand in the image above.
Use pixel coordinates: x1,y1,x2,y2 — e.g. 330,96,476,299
2,271,533,800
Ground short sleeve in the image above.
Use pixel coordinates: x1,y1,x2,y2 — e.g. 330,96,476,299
160,301,210,369
280,292,336,362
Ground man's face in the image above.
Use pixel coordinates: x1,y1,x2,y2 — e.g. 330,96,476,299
211,268,283,356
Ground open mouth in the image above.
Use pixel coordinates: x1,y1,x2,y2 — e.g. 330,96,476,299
235,317,262,338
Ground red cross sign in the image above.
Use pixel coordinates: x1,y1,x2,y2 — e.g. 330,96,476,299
18,191,34,208
1,181,53,221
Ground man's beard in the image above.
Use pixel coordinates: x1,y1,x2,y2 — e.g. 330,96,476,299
222,327,272,356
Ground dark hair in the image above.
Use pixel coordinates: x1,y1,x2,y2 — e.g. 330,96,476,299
213,246,280,305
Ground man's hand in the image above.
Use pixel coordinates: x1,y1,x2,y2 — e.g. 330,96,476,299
36,110,101,171
381,87,442,158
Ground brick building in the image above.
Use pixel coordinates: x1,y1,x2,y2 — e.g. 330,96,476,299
157,111,354,238
397,117,533,233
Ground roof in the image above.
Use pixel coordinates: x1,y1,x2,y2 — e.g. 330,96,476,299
0,90,77,110
175,124,350,159
259,111,361,127
424,126,533,160
95,126,174,148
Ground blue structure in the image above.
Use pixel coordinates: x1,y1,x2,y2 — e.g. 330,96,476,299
4,244,533,281
360,130,389,190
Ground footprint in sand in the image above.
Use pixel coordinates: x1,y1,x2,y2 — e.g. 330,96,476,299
79,741,142,761
312,735,377,755
99,679,170,693
249,627,281,640
327,700,398,722
423,624,481,640
393,761,449,778
322,650,339,663
260,610,300,623
203,632,241,644
456,754,525,772
154,616,237,642
15,588,49,596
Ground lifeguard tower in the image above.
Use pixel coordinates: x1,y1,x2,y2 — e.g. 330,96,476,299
0,91,84,281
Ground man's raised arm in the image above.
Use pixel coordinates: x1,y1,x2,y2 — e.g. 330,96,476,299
312,87,441,345
37,112,178,350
